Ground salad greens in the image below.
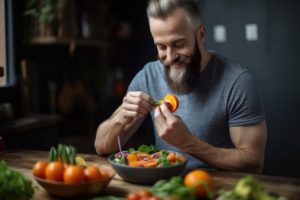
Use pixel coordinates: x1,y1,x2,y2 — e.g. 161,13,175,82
0,160,34,200
157,150,172,167
136,144,158,154
113,156,127,165
151,176,196,200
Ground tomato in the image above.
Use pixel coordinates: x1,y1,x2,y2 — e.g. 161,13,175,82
184,169,214,197
148,197,161,200
137,190,151,197
63,165,85,183
32,161,48,179
166,152,176,162
84,165,103,181
127,192,141,200
45,161,65,182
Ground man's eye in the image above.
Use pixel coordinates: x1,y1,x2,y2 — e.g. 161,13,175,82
157,45,166,50
174,42,184,48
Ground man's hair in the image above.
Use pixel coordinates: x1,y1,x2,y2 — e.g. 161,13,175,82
147,0,201,31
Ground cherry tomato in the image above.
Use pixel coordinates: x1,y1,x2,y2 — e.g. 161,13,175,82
127,192,141,200
63,165,85,183
45,161,64,182
84,165,103,181
32,161,48,179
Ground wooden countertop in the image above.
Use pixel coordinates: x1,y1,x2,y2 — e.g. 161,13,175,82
1,149,300,199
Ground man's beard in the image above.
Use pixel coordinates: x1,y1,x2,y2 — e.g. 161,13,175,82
159,45,201,94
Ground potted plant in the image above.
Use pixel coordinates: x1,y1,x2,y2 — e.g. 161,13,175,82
24,0,66,41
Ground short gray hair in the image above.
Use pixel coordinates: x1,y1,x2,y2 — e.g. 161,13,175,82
147,0,201,31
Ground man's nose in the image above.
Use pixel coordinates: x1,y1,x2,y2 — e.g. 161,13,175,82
166,48,178,64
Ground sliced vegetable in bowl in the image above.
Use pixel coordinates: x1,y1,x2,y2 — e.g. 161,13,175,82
112,144,186,168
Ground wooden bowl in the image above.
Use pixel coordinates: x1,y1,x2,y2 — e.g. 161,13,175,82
34,165,115,197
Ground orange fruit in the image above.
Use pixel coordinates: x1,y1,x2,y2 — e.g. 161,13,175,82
32,161,48,179
63,165,85,184
84,165,103,181
184,169,214,197
45,161,65,182
163,94,179,112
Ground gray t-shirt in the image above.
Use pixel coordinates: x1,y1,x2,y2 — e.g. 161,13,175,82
127,52,265,169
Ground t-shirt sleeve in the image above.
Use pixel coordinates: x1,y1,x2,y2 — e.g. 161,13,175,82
227,71,265,126
127,68,146,92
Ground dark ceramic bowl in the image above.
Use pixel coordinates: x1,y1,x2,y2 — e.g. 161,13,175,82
108,152,187,185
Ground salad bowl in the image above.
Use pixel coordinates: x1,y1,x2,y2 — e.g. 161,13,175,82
108,147,187,185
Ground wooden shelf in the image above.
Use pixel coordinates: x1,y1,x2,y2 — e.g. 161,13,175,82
23,37,110,48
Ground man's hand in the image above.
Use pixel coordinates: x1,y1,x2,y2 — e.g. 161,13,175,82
115,91,154,125
154,103,193,148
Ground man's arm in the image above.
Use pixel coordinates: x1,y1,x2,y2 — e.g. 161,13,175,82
94,92,153,155
183,121,267,173
154,104,267,173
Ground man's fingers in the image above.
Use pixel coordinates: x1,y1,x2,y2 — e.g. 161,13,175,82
128,91,153,102
160,103,174,119
123,103,149,115
123,110,144,119
154,106,166,131
124,92,153,111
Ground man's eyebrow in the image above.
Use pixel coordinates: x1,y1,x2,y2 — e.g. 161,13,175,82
155,38,185,45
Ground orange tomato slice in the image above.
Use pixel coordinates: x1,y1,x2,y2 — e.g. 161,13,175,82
163,94,179,112
143,160,159,167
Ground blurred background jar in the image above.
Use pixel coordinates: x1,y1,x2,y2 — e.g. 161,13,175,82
0,102,14,121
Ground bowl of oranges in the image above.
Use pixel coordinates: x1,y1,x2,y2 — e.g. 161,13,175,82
32,144,115,197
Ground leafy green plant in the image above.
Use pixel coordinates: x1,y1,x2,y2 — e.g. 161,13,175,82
151,176,196,200
0,160,34,200
24,0,66,23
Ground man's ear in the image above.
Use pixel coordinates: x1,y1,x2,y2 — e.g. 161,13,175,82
197,25,206,45
198,25,206,40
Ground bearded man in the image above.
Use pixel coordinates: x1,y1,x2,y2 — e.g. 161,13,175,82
94,0,267,173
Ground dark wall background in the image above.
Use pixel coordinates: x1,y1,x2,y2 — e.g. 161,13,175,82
199,0,300,177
